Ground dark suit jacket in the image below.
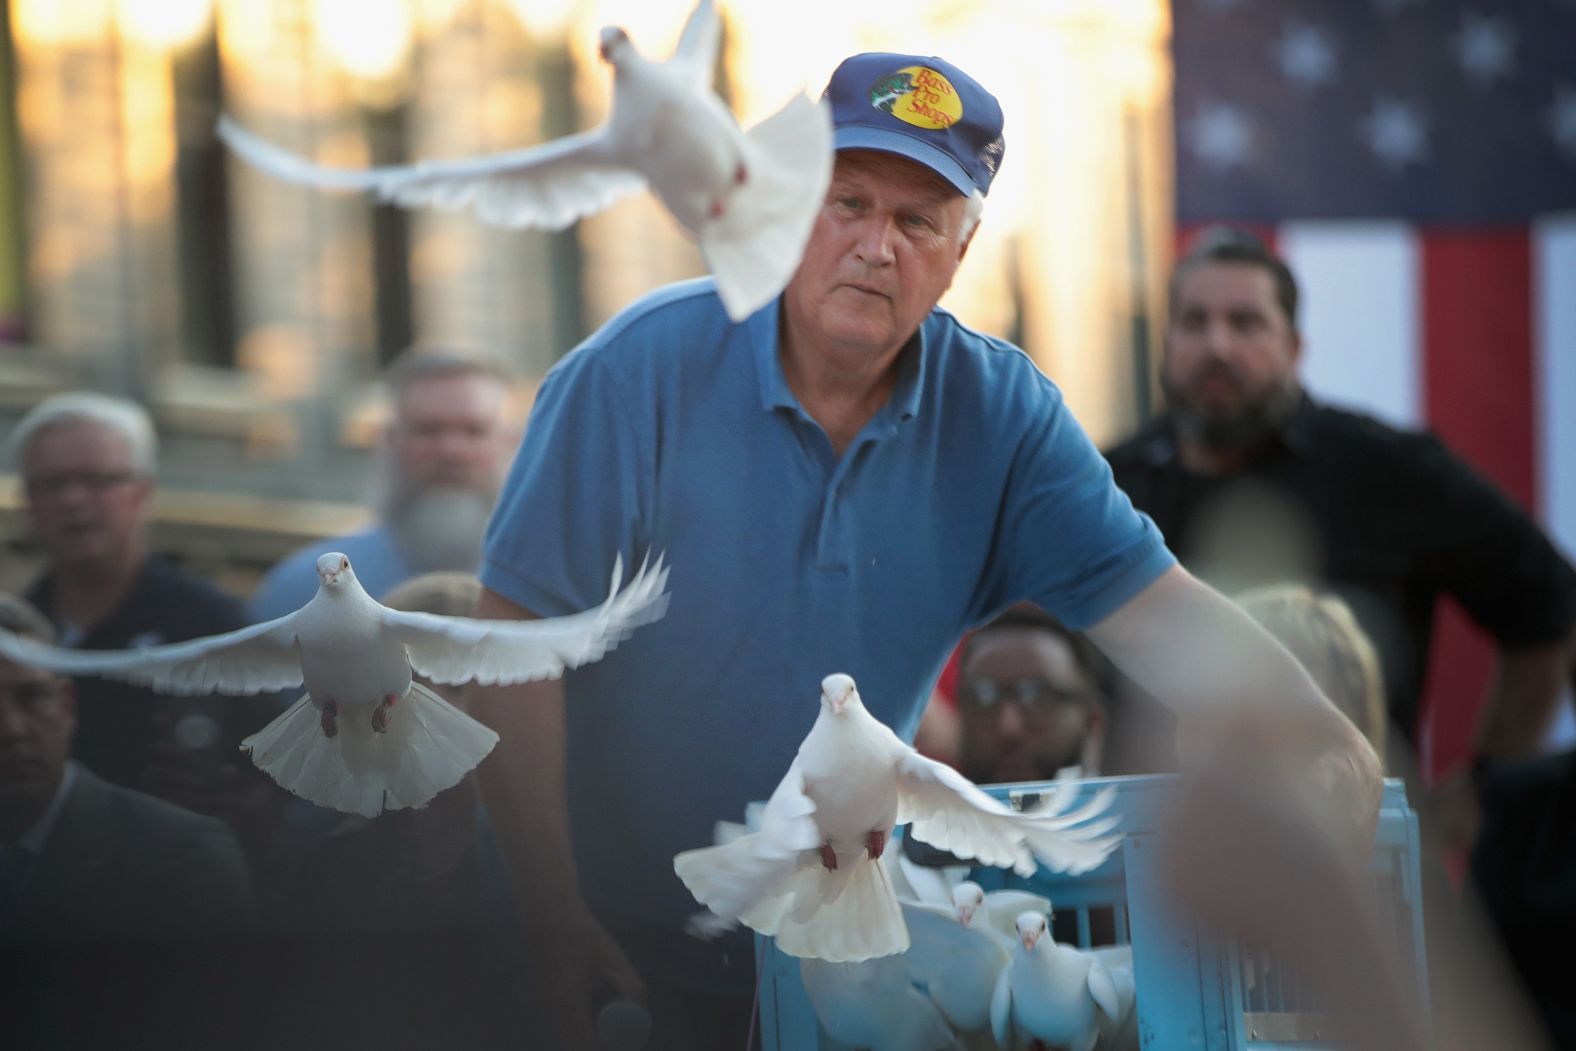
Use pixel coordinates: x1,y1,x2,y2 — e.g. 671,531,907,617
3,767,253,943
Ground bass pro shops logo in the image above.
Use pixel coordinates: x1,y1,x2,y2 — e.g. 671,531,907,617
867,66,963,130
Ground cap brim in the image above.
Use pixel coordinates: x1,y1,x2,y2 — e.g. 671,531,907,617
833,125,976,197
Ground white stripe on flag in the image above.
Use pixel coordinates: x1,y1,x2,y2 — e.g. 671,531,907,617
1279,222,1421,428
1536,214,1576,563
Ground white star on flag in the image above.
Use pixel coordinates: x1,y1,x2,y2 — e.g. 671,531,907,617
1187,103,1252,169
1361,96,1428,169
1454,11,1516,85
1276,23,1338,89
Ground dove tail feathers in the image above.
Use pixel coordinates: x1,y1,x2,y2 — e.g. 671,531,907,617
700,95,833,321
240,684,498,818
769,854,908,963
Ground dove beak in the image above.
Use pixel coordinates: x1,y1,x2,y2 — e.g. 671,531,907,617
957,906,974,926
1022,929,1040,952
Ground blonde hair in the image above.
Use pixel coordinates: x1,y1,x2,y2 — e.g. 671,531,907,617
1236,584,1387,761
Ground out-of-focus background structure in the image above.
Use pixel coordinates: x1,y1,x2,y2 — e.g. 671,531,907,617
0,0,1571,771
0,0,1173,586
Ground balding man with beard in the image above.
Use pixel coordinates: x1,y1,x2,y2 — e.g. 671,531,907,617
250,349,517,621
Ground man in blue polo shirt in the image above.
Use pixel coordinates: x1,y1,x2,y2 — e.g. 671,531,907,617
471,53,1381,1049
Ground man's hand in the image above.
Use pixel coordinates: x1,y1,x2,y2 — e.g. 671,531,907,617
530,907,647,1048
1161,759,1429,1051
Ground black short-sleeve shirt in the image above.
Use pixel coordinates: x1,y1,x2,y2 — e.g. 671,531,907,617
25,558,267,791
1103,395,1576,754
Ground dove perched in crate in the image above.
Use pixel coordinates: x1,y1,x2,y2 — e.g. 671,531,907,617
991,911,1126,1051
673,673,1120,963
216,0,832,323
0,551,668,818
898,881,1051,1046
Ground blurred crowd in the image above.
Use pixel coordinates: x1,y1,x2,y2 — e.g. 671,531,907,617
3,136,1574,1051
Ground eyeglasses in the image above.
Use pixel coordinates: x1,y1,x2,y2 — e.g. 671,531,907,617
958,677,1093,712
24,471,139,498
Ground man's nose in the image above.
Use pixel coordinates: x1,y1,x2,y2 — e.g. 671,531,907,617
1199,316,1237,357
996,701,1026,736
853,216,898,266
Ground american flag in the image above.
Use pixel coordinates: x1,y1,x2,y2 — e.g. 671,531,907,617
1171,0,1576,774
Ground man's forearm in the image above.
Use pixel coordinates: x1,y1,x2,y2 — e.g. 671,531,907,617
1088,565,1384,848
467,588,588,929
1473,637,1574,761
472,675,587,924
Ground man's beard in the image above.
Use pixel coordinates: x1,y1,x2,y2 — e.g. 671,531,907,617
1160,365,1302,453
382,480,498,575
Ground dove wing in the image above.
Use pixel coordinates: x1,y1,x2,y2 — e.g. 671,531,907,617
895,748,1122,877
990,965,1015,1047
1086,958,1121,1021
380,554,669,687
218,116,646,231
673,756,822,922
894,748,1044,875
668,0,720,90
0,617,302,696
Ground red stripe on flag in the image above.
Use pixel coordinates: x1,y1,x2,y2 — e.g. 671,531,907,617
1418,229,1536,778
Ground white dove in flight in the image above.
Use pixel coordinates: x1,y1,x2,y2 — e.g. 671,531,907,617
990,911,1124,1051
216,0,833,323
0,551,668,818
673,674,1121,963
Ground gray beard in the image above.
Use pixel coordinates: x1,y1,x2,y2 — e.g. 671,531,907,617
384,487,495,575
1161,372,1303,453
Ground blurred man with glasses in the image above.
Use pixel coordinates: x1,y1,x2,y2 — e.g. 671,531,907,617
956,605,1111,785
6,393,270,842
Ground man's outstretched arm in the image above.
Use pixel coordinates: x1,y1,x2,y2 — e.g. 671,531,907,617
466,585,645,1047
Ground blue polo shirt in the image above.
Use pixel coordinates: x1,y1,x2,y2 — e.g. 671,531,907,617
480,279,1172,968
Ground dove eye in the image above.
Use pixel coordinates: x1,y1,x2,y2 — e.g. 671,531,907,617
340,557,349,569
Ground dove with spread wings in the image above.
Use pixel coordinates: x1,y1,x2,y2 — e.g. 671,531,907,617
216,0,832,323
674,674,1120,963
0,551,668,818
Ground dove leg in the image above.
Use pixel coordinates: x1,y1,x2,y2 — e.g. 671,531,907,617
320,700,339,738
819,844,838,871
371,693,397,733
865,829,886,860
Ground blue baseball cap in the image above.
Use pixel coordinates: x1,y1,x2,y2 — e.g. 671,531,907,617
822,52,1006,197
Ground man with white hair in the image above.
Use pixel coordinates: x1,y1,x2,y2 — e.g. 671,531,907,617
249,348,516,621
8,392,260,816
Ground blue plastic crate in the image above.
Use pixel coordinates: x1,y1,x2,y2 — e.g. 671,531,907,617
757,774,1429,1050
